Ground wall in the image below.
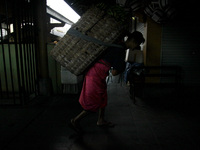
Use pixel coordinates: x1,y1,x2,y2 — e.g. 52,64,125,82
145,17,162,66
161,13,200,86
143,17,162,83
47,44,62,94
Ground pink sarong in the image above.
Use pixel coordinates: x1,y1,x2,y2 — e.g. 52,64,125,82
79,60,111,112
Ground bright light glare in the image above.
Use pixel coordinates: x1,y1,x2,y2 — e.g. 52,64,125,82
47,0,80,37
50,24,71,37
47,0,80,23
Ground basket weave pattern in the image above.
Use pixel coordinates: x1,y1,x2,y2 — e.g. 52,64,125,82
50,6,125,75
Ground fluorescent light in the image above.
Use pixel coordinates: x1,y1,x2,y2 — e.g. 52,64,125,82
47,0,81,37
47,0,80,23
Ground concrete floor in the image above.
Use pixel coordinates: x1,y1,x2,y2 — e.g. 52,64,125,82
0,79,200,150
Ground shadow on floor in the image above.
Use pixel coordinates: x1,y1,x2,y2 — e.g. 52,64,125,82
1,83,200,150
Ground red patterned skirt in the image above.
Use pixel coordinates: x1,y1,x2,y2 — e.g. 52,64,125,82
79,60,111,112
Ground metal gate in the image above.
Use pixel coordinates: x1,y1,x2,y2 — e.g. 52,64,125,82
0,0,38,105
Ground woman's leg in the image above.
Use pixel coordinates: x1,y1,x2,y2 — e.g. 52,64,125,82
70,110,90,133
72,110,90,124
97,108,105,124
97,108,115,127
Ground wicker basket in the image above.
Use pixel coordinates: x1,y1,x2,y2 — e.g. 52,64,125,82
50,6,126,75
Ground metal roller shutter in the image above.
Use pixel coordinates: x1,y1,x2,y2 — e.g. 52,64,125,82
161,21,200,85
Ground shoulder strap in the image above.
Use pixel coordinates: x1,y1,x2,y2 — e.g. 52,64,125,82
67,28,124,48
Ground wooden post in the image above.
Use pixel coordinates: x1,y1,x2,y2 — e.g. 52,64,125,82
33,0,53,95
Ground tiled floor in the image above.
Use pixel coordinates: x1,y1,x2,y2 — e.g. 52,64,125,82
1,79,200,150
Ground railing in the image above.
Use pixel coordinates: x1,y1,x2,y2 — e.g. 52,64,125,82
0,0,38,105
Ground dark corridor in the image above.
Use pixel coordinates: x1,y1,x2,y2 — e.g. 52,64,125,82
0,79,200,150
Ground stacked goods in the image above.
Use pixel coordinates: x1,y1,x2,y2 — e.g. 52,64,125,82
144,0,176,24
50,4,128,75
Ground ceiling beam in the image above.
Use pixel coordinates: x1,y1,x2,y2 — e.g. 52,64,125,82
46,6,74,25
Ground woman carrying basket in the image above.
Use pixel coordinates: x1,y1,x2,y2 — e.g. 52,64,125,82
69,31,145,134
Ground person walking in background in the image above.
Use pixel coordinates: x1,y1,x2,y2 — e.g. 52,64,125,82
124,32,145,84
69,31,145,134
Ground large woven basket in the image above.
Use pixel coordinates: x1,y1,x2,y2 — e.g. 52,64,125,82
50,6,126,75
